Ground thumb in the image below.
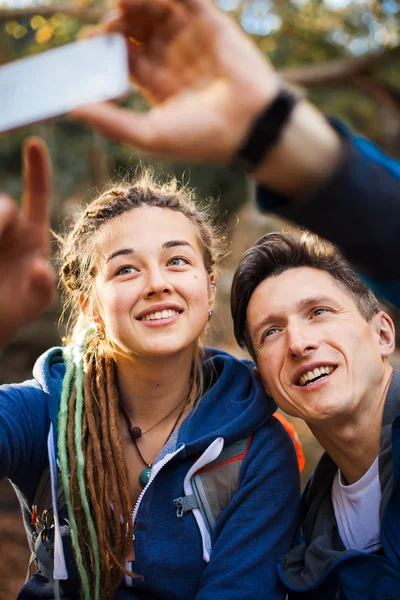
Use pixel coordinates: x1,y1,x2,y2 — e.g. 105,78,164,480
71,102,156,152
26,257,56,314
0,195,19,238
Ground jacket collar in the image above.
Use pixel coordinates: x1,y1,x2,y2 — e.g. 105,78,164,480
277,370,400,591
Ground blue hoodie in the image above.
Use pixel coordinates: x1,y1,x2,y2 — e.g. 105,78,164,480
0,346,300,599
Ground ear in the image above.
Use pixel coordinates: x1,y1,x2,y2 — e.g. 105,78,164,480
80,296,103,330
208,273,216,309
253,366,271,396
371,311,396,358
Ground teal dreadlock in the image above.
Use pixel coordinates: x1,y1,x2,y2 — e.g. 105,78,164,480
58,330,101,600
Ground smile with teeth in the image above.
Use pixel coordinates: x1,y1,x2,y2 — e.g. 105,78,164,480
139,309,181,322
297,366,336,386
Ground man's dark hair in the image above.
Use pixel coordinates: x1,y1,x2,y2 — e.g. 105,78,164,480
231,231,381,361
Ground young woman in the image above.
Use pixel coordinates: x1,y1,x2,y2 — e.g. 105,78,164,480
0,171,299,600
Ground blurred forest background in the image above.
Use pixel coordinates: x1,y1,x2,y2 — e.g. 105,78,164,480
0,0,399,596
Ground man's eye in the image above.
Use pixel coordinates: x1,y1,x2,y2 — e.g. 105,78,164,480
115,265,138,276
312,307,329,317
263,327,279,340
168,257,188,267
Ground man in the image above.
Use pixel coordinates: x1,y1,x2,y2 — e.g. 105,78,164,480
231,231,400,599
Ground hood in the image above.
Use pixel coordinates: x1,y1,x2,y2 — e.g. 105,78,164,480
177,347,275,457
33,346,66,437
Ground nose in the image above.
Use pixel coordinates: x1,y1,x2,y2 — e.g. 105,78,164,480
286,324,319,359
143,265,173,298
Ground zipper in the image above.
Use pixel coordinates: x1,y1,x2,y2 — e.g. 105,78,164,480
125,443,185,587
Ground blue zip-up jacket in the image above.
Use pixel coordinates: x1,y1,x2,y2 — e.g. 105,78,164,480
257,121,400,309
0,346,300,599
275,370,400,600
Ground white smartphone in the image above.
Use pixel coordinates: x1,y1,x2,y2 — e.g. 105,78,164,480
0,33,131,133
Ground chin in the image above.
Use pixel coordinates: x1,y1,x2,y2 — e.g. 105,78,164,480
144,342,193,358
306,402,348,425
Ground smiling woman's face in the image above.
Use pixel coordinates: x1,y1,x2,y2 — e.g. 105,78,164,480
92,205,215,360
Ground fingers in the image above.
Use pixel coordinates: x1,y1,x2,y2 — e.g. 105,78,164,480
27,257,56,314
77,23,107,40
22,137,52,226
0,195,19,238
111,0,191,45
118,0,206,18
127,47,184,102
71,103,156,151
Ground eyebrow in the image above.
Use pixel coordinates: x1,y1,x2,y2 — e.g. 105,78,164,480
298,295,339,310
106,240,193,263
106,248,135,263
250,295,339,338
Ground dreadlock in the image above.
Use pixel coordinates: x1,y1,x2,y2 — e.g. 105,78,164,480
56,170,225,599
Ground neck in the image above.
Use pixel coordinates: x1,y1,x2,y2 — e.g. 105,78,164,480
114,348,195,427
309,364,393,484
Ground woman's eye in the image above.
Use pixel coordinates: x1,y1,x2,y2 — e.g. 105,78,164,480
168,257,188,267
115,265,138,276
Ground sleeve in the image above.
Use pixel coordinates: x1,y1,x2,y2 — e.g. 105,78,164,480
195,416,300,600
0,380,49,500
256,120,400,307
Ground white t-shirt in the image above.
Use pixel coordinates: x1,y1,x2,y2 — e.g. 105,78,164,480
331,456,382,553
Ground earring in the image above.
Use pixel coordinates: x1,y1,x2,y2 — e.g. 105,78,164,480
208,310,213,322
96,328,105,341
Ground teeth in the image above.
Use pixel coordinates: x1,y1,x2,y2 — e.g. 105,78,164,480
297,366,335,386
141,309,179,321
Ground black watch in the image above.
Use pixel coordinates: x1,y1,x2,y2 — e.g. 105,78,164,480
231,87,299,173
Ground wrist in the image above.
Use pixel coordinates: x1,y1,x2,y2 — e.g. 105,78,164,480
231,86,300,173
254,100,343,198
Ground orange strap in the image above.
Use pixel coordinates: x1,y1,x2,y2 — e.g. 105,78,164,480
273,412,305,473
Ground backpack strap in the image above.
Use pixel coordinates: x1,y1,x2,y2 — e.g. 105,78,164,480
27,465,66,591
32,465,66,523
174,437,251,537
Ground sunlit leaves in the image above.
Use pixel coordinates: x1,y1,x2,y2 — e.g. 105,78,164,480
5,19,27,38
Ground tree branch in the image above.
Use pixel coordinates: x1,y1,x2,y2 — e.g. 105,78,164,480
282,45,400,86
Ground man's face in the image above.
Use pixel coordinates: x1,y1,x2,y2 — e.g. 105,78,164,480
247,266,394,426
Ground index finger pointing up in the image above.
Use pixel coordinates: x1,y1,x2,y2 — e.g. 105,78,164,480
22,136,52,225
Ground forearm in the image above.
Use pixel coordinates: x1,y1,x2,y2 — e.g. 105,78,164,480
253,100,343,198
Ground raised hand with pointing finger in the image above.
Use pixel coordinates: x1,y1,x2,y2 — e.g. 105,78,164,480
0,138,55,348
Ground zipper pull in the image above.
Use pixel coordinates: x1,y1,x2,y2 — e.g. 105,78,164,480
173,495,198,518
173,497,185,518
